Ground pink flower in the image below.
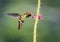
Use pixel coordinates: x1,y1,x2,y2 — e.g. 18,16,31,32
31,14,43,20
38,14,43,20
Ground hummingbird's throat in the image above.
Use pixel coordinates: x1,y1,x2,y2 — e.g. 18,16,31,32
18,20,24,23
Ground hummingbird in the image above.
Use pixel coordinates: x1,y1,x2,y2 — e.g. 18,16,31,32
8,12,31,30
8,12,43,30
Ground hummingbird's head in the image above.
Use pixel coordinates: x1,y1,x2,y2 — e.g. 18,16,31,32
24,12,31,18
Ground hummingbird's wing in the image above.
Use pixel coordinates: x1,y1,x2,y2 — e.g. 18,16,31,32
7,13,20,18
18,20,22,30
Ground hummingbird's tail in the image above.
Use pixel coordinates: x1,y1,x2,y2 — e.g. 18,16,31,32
18,20,22,30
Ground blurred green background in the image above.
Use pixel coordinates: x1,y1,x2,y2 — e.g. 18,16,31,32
0,0,60,42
